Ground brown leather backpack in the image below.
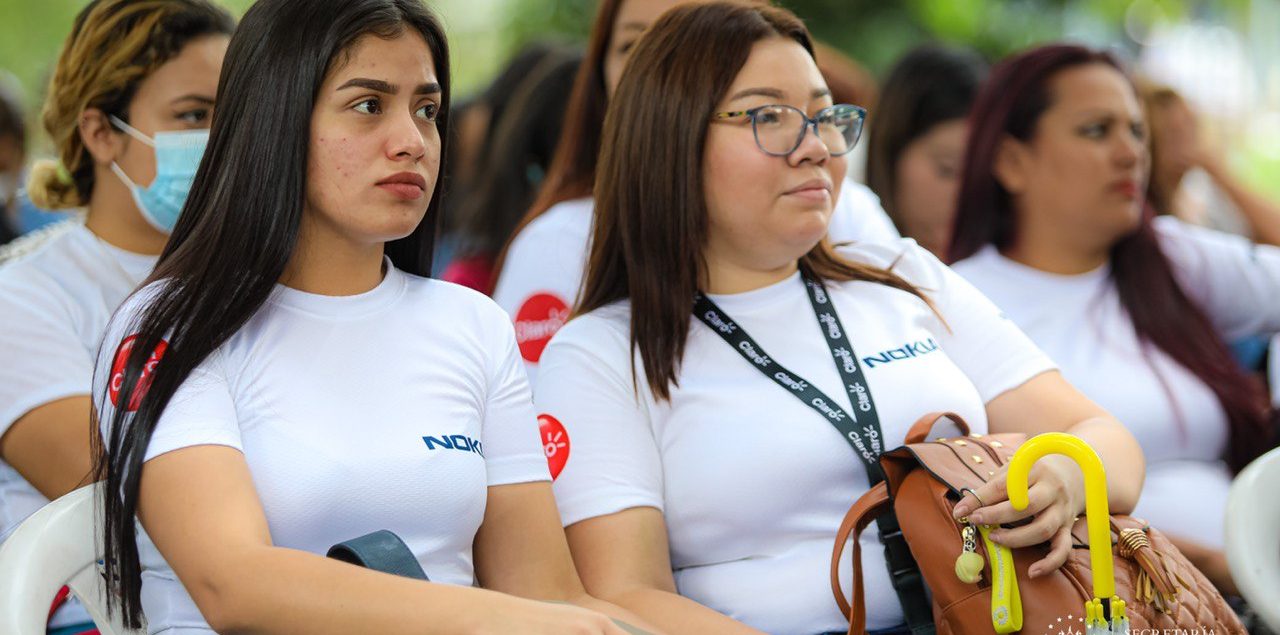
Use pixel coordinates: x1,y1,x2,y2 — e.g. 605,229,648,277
831,412,1246,635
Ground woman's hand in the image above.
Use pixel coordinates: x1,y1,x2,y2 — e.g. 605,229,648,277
951,454,1086,578
480,596,638,635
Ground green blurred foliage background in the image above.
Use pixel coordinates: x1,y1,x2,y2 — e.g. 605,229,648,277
1,0,1276,192
1,0,1247,112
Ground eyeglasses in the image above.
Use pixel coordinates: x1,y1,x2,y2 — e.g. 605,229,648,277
711,103,867,157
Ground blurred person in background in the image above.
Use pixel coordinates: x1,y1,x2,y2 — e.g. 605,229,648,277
441,46,582,292
865,45,987,258
949,43,1280,597
0,72,78,242
492,0,898,385
0,77,23,245
1141,82,1280,247
1141,81,1279,407
0,1,233,632
434,41,565,273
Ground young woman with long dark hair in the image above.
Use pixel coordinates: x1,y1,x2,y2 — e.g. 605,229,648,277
93,1,653,633
0,2,232,631
490,0,899,385
533,4,1145,634
864,45,987,257
948,44,1280,596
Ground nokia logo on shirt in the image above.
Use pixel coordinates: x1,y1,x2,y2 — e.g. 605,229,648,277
422,434,484,456
862,338,939,368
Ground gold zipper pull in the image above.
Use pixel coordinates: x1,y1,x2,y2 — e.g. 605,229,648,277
954,519,984,583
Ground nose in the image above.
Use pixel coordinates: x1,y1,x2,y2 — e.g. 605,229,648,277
386,109,427,162
1114,127,1142,169
787,120,831,167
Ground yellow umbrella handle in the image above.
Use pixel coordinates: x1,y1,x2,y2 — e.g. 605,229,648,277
1007,433,1115,602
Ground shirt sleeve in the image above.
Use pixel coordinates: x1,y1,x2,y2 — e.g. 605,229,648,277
490,211,583,385
855,240,1057,403
93,288,242,463
534,314,665,527
479,303,553,487
0,272,94,437
1155,216,1280,341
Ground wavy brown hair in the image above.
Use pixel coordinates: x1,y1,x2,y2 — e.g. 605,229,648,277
28,0,234,209
581,1,926,401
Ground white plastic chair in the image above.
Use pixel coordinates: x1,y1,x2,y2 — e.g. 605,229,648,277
0,483,142,634
1225,446,1280,632
1269,334,1279,406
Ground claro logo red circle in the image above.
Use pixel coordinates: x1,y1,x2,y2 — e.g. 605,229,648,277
538,414,570,480
514,293,570,362
109,335,168,412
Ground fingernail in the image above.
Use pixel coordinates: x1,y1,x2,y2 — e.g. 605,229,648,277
1028,566,1040,578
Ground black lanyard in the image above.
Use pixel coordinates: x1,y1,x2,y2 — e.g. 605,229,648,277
694,273,937,633
693,273,886,483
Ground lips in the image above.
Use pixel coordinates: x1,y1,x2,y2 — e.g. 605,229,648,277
783,178,833,203
1111,179,1140,199
376,172,428,200
785,178,833,196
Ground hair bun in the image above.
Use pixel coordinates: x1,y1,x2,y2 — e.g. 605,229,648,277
26,159,83,210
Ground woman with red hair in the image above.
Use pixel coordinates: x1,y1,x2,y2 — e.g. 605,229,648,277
949,43,1280,596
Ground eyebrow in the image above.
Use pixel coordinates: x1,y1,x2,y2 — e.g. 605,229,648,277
1073,109,1143,123
727,86,832,102
169,94,215,106
617,21,647,33
336,78,442,95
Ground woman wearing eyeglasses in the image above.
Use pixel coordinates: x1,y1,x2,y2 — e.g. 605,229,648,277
490,0,899,387
532,4,1146,635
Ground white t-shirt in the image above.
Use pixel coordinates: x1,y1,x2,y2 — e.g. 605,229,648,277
951,217,1280,550
535,240,1054,635
95,263,551,634
493,179,901,385
0,219,155,628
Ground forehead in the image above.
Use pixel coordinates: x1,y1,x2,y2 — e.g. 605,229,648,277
137,35,227,97
1045,63,1140,116
723,37,825,102
613,0,687,35
327,30,437,84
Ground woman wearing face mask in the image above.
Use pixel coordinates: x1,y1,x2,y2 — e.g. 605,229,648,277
94,1,656,633
865,45,987,258
534,5,1144,634
948,44,1280,596
491,0,899,385
0,2,231,631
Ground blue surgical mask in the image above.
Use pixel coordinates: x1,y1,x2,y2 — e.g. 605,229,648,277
109,115,208,233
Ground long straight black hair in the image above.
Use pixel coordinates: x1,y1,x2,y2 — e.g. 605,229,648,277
91,0,451,626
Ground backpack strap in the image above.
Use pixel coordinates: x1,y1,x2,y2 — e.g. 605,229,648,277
327,530,429,581
831,481,892,635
